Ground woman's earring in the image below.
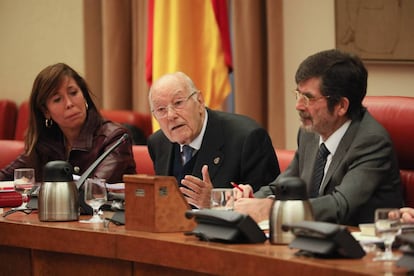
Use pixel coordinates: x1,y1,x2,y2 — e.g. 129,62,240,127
85,102,89,110
45,118,53,128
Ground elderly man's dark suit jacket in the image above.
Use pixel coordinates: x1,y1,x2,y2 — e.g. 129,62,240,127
147,108,280,192
257,110,403,226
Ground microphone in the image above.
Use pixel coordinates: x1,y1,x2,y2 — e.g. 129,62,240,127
77,133,129,215
76,133,129,189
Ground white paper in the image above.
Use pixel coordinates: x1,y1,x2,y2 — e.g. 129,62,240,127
0,181,15,192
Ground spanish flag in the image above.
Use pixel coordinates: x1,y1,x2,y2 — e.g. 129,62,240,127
146,0,232,129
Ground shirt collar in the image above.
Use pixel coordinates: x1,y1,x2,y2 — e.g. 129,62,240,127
180,109,208,152
320,120,351,156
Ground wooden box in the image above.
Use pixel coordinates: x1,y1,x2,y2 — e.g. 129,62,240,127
123,174,196,232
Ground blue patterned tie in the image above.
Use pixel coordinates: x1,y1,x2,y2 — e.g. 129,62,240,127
310,143,330,198
182,145,194,165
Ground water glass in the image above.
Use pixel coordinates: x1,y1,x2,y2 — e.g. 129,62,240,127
373,208,401,261
210,188,234,210
14,168,35,206
80,178,107,223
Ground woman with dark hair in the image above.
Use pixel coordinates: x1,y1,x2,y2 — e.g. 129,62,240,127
0,63,136,182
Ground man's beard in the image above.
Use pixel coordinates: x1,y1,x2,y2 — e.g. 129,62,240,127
300,124,314,132
299,111,314,132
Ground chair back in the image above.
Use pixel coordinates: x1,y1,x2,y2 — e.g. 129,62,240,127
132,145,155,175
0,100,18,139
100,109,152,138
275,149,295,173
0,140,25,168
15,101,29,141
363,96,414,207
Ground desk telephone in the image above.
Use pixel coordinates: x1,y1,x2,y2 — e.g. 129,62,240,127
185,209,266,244
282,220,366,259
396,233,414,271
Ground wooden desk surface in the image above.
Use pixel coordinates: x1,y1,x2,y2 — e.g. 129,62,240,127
0,210,408,276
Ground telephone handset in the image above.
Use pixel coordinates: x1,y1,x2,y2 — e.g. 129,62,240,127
396,233,414,271
185,209,267,244
398,232,414,248
282,220,366,259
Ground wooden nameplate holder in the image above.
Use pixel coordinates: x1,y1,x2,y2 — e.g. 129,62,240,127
123,174,196,232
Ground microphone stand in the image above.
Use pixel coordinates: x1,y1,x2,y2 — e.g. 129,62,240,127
76,133,129,189
77,133,129,215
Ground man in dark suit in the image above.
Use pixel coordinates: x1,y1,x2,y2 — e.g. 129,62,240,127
147,72,280,209
235,49,403,226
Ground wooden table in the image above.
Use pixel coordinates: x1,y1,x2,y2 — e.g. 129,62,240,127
0,210,408,275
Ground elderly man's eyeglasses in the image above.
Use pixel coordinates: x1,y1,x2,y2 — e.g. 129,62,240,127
292,90,329,106
152,91,198,118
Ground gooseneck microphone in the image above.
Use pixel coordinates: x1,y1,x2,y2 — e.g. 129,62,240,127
76,133,129,189
77,133,129,215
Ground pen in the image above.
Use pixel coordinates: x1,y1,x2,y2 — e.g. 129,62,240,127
231,182,254,198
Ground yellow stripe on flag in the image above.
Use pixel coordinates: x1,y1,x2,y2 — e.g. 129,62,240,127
151,0,231,131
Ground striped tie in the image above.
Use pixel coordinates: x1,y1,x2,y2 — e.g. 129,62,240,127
182,145,194,165
310,143,330,198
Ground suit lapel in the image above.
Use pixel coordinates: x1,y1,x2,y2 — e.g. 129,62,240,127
301,133,319,185
193,110,224,180
320,119,361,192
156,137,175,175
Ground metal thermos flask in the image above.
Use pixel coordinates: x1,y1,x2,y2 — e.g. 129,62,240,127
38,161,79,221
269,176,314,244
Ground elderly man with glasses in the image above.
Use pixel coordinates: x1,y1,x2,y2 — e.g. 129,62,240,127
147,72,280,209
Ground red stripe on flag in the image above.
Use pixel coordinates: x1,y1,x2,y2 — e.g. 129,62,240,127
211,0,232,72
145,0,154,85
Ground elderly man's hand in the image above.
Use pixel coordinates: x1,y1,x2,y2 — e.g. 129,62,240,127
180,165,212,209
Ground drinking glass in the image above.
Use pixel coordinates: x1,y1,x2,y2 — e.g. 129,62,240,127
210,188,234,210
80,178,107,223
373,208,401,261
14,168,35,209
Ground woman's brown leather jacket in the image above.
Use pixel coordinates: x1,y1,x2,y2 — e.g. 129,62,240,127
0,114,136,183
